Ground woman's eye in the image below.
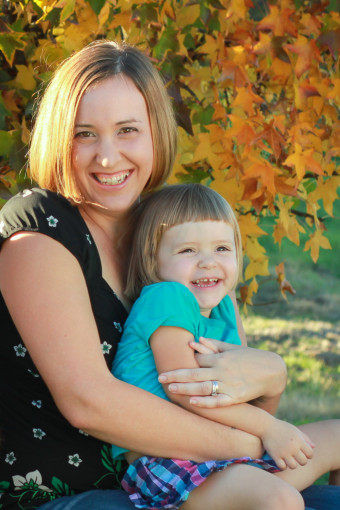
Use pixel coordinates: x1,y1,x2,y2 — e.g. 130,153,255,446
74,131,94,139
119,126,138,135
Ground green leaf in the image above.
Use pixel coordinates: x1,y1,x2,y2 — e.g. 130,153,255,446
0,33,26,66
60,0,76,23
0,130,14,157
51,477,74,496
0,96,11,130
87,0,106,15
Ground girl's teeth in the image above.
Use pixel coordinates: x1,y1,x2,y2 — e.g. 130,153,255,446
96,171,130,185
193,278,218,287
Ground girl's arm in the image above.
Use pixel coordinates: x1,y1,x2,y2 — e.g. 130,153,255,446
151,325,313,470
0,232,263,462
159,302,287,410
189,336,283,415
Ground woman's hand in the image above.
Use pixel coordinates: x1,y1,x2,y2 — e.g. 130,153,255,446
158,337,287,408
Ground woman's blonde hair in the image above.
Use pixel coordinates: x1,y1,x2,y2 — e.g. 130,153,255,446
125,183,243,301
29,40,177,202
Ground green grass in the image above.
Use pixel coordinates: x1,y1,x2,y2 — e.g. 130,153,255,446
240,200,340,484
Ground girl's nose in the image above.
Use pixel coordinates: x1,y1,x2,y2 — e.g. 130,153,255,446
198,255,216,269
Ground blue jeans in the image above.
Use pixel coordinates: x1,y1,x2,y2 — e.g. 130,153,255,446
39,485,340,510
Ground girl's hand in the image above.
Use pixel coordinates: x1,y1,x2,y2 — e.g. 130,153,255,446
158,337,287,408
262,419,315,471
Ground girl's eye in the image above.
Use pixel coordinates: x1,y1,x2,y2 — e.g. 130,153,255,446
216,246,230,252
179,248,194,254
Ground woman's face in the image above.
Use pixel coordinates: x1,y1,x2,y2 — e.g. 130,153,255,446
72,75,154,217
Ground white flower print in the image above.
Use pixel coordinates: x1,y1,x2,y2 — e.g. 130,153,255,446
113,322,122,333
85,234,92,244
5,452,16,465
33,428,46,440
68,454,82,467
28,369,40,378
14,344,27,357
0,220,5,234
32,400,42,408
22,189,33,197
46,215,58,227
79,429,89,436
13,470,52,492
101,341,112,354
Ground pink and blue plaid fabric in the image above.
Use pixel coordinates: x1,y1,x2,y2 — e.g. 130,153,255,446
122,455,279,509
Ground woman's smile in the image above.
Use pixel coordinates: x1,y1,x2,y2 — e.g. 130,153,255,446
72,75,154,217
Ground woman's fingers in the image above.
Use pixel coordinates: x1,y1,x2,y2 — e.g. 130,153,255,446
189,340,217,355
158,367,213,385
189,394,233,407
195,337,221,353
195,340,240,367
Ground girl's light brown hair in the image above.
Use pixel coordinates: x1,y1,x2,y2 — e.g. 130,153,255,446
125,183,243,301
29,40,177,202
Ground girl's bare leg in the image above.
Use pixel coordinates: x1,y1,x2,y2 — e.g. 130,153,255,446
181,464,304,510
275,419,340,490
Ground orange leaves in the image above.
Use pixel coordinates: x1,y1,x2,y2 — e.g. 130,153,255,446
285,35,321,79
257,5,297,37
284,144,323,182
273,197,305,247
275,262,296,300
304,228,331,263
231,85,264,117
0,0,339,304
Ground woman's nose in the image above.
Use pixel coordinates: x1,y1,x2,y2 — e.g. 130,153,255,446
96,139,121,168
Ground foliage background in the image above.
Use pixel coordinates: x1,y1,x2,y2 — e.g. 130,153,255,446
0,0,339,306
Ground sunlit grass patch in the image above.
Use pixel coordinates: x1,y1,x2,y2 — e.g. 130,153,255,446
243,316,340,423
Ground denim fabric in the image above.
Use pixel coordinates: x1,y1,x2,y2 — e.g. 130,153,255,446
39,485,340,510
301,484,340,510
39,490,135,509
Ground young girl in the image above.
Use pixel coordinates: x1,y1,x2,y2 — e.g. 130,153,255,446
112,183,340,510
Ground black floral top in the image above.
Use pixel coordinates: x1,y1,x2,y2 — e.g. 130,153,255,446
0,189,128,509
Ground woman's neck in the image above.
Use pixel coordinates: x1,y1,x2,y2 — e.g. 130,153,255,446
78,202,130,310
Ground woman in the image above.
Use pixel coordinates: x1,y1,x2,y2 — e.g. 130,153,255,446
0,40,337,510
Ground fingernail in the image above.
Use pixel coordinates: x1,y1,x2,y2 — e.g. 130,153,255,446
168,384,178,392
190,398,198,405
158,375,167,382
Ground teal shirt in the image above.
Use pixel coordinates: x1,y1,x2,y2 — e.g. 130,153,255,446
112,281,241,459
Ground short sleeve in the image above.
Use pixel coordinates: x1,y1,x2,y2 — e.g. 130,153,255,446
0,188,96,278
211,294,241,345
126,281,201,342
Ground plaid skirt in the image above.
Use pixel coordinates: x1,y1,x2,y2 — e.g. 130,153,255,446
122,454,279,509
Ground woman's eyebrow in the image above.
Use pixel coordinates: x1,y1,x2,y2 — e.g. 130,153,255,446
75,119,143,128
115,118,143,125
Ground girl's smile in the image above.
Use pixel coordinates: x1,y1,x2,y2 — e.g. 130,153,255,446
156,220,238,317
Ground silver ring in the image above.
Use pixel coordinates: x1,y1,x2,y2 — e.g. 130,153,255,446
211,380,219,396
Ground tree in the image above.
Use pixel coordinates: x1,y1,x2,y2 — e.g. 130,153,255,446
0,0,339,304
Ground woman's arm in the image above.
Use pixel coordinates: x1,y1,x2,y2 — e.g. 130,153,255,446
151,326,313,469
0,232,263,462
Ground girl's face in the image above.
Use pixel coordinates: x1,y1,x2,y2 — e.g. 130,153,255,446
156,220,238,317
72,75,153,217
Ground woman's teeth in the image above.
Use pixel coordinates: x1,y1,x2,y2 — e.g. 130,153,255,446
95,171,131,185
192,278,218,287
